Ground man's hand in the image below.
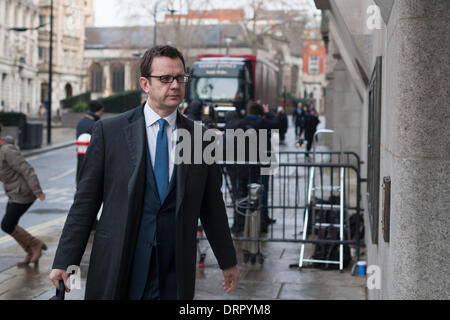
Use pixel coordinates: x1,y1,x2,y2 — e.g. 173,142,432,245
222,265,240,293
49,269,71,293
36,192,45,201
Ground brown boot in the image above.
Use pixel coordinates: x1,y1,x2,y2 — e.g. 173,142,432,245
10,226,47,266
29,236,48,263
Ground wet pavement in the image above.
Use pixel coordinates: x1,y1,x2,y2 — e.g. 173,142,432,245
0,117,367,300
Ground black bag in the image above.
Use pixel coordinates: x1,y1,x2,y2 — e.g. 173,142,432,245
49,280,66,300
312,226,351,270
349,213,364,240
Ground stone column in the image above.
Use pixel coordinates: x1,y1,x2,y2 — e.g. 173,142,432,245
325,59,362,154
380,0,450,299
104,63,111,96
3,74,9,110
323,72,335,147
124,61,131,91
0,0,4,57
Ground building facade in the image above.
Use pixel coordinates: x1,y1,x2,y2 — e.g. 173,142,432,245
316,0,449,299
164,9,245,25
162,9,306,101
84,24,304,104
37,0,94,115
0,0,40,114
302,25,327,113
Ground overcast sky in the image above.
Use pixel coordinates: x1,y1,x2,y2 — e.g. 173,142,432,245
93,0,320,27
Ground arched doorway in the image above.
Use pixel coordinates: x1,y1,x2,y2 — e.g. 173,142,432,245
40,83,49,104
65,83,73,98
40,83,49,116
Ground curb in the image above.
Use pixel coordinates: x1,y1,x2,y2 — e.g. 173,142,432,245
23,141,75,158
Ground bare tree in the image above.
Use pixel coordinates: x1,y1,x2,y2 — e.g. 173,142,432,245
238,0,309,55
160,0,213,61
114,0,213,58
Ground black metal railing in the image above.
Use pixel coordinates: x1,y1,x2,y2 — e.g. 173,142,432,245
199,150,364,261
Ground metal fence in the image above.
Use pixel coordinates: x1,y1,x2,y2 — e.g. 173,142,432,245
198,150,364,266
199,151,362,265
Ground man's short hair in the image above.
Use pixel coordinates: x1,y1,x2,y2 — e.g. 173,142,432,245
140,45,186,78
89,100,105,113
247,101,264,116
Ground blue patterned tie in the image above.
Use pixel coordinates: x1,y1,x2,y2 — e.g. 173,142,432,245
154,118,169,202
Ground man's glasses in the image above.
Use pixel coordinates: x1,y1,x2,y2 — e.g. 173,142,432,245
146,74,190,83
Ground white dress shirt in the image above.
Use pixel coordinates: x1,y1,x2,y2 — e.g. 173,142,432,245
143,102,178,181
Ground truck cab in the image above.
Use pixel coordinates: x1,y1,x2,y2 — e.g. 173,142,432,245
187,57,254,128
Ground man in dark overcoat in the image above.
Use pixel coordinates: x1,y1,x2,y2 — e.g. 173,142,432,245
49,46,239,300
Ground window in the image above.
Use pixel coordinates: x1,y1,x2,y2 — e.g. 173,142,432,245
89,63,103,92
38,47,45,61
64,50,68,67
309,56,319,75
41,83,49,104
39,15,50,31
367,56,382,244
72,51,76,69
4,35,8,56
192,77,239,101
111,63,125,93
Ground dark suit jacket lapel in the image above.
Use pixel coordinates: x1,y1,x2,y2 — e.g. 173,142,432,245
123,104,146,202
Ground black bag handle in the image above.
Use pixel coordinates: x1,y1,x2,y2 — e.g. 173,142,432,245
49,280,66,300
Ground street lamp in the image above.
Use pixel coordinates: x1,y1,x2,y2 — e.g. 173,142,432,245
47,0,54,145
153,2,179,48
9,1,53,145
153,1,159,47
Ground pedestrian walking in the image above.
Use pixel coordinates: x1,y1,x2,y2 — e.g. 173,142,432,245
0,123,47,266
233,102,280,233
305,107,321,158
277,106,288,145
293,102,306,145
75,100,104,185
49,45,239,300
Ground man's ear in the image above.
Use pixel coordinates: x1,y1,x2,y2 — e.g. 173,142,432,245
139,77,150,93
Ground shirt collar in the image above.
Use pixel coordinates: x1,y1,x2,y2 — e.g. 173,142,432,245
144,101,177,130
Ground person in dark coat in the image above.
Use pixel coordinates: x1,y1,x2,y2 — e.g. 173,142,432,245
76,100,105,138
185,99,203,121
305,107,321,158
277,106,288,145
293,102,305,142
233,102,280,233
49,45,239,300
75,100,104,185
222,111,243,233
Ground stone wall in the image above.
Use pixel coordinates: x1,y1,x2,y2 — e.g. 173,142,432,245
369,0,450,299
